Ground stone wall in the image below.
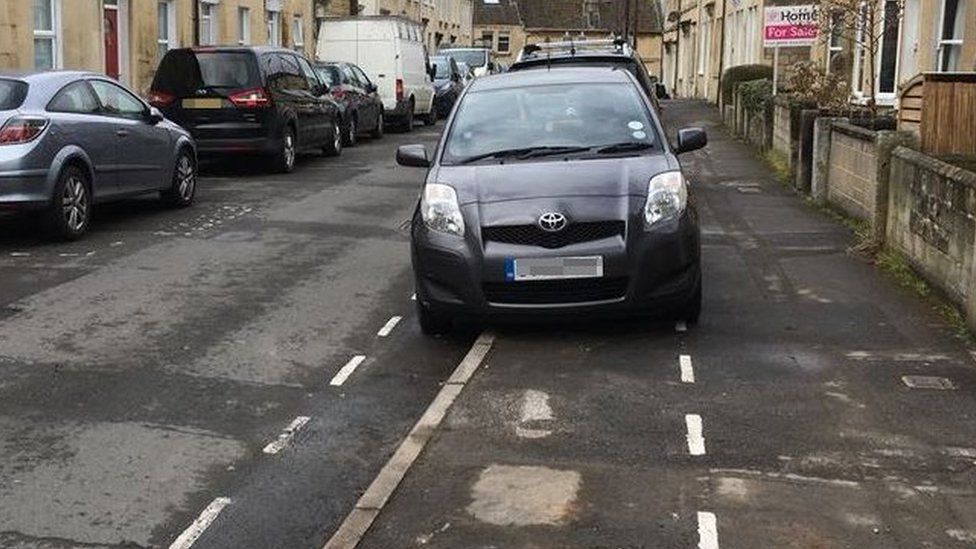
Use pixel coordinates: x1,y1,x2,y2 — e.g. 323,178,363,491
827,123,879,222
887,147,976,318
772,98,791,165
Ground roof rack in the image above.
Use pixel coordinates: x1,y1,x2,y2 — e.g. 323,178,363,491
517,36,632,62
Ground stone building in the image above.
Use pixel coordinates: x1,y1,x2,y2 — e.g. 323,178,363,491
473,0,663,74
356,0,475,48
0,0,353,95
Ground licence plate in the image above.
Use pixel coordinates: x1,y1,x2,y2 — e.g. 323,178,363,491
506,256,603,281
182,98,223,109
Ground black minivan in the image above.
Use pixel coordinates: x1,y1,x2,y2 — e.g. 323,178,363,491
149,46,342,172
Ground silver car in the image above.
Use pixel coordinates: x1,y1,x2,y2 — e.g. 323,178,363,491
0,71,196,240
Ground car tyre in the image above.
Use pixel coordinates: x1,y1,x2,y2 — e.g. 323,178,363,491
161,149,196,208
342,114,358,147
417,299,451,336
371,112,385,139
400,102,414,133
422,108,437,126
324,120,343,157
275,126,297,173
45,165,92,241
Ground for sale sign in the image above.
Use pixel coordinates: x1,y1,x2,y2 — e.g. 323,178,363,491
763,5,819,47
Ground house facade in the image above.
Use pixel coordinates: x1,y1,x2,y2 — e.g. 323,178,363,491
473,0,663,74
0,0,351,95
357,0,475,48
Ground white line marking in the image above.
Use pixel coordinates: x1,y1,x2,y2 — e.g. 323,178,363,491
410,293,416,301
680,354,695,383
323,332,495,549
9,252,30,257
168,497,232,549
686,414,706,456
376,316,402,337
330,355,366,386
697,511,719,549
676,321,688,332
262,416,312,455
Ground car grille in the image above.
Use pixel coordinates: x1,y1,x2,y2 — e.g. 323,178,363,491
483,278,628,305
481,221,625,249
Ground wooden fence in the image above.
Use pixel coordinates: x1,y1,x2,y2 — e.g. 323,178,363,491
919,72,976,156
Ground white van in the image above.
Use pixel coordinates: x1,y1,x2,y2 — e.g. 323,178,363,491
317,17,436,132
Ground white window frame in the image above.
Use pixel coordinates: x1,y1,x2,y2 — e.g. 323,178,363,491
267,10,281,46
157,0,177,61
850,2,868,100
238,6,250,45
292,15,304,51
198,1,218,46
33,0,62,70
497,32,511,53
874,0,901,105
936,0,966,71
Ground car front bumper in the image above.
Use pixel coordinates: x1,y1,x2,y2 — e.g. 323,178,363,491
412,210,701,320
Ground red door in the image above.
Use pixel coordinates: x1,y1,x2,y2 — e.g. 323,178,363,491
104,8,119,80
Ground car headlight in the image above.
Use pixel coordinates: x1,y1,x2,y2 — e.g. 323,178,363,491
644,171,688,229
421,183,465,236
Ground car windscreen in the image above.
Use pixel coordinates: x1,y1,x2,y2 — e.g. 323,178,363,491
442,82,656,165
443,50,487,68
0,79,28,110
315,65,342,87
431,58,452,79
151,50,260,95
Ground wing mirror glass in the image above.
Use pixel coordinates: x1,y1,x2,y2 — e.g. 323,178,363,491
676,127,707,154
396,144,431,168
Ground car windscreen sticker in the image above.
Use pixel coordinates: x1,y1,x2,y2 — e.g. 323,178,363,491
504,258,516,281
628,121,644,131
632,130,647,140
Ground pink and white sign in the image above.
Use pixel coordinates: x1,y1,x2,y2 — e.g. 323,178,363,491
763,5,819,47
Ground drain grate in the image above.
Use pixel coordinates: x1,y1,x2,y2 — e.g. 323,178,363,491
901,375,956,390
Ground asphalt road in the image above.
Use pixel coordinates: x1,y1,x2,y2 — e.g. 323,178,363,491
1,101,975,549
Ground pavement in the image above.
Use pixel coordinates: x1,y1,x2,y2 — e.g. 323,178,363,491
0,101,974,549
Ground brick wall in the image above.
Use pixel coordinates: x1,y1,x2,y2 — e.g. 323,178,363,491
827,124,879,222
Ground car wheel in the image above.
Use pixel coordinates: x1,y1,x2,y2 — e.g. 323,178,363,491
324,120,343,157
45,165,91,241
161,150,196,208
682,274,702,325
371,112,385,139
416,299,451,336
401,102,414,133
343,115,358,147
275,126,297,173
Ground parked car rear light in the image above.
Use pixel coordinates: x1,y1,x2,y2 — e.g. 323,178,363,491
228,87,271,109
147,90,175,107
0,116,48,145
395,79,404,102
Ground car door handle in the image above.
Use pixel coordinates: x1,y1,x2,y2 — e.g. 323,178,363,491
116,129,129,137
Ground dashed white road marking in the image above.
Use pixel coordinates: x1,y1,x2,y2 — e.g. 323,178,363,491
686,414,706,456
676,321,688,332
9,252,30,257
697,511,719,549
377,316,402,337
168,497,232,549
410,293,416,301
262,416,312,455
680,354,695,383
323,332,495,549
330,355,366,387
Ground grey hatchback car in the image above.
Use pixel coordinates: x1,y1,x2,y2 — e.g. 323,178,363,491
0,71,197,240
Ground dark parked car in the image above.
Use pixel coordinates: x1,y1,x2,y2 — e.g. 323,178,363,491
398,68,705,334
0,71,196,240
313,61,385,146
430,56,465,119
511,38,661,112
148,46,341,173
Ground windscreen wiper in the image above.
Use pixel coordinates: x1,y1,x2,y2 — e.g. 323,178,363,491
457,146,590,164
595,142,654,154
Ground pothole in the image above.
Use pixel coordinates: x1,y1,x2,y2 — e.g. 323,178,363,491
467,464,580,526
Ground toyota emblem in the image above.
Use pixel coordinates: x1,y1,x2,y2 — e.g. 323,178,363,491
538,212,567,232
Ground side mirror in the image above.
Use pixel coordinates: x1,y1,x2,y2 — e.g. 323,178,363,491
312,83,328,96
396,144,431,168
655,83,670,100
428,66,437,81
147,106,164,125
365,82,377,93
676,127,707,154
